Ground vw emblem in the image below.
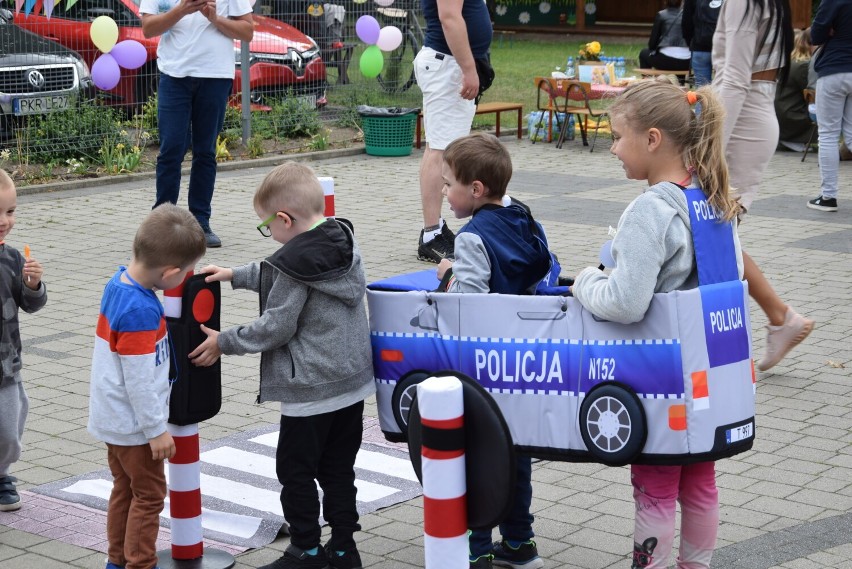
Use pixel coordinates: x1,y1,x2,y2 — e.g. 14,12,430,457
27,69,46,90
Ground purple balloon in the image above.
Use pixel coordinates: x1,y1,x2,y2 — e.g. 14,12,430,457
110,40,147,70
355,15,380,45
92,53,121,90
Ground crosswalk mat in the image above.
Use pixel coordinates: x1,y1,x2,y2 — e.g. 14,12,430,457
28,422,421,550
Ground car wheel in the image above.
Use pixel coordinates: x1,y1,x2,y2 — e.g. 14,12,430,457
579,382,647,466
391,370,432,436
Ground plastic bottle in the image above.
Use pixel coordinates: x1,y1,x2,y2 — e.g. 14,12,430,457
566,56,575,78
616,57,625,79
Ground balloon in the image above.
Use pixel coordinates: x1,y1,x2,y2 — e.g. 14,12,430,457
355,15,380,45
374,0,394,5
111,40,147,70
359,45,384,78
92,53,121,90
90,16,119,54
376,26,402,52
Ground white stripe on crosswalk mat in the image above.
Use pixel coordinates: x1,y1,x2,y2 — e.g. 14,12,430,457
202,447,404,502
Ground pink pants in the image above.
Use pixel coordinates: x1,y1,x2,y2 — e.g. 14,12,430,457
631,462,718,569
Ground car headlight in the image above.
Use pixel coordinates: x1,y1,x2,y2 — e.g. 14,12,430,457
73,57,91,82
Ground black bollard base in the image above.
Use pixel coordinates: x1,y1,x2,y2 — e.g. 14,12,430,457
156,548,236,569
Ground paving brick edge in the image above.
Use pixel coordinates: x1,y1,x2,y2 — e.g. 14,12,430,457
16,145,368,197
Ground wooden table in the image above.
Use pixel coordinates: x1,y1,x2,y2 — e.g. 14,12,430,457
415,101,523,149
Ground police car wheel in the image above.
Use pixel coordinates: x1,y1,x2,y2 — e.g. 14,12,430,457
391,370,432,436
579,383,647,466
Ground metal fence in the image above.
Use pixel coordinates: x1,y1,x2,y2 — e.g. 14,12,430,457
0,0,424,170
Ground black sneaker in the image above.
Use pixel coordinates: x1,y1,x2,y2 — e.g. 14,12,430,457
0,475,21,512
417,227,454,263
259,544,330,569
807,195,838,212
201,225,222,248
470,554,494,568
491,539,543,569
325,545,362,569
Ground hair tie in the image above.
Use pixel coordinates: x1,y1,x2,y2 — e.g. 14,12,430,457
686,91,699,105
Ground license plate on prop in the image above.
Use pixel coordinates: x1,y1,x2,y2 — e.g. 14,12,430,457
726,421,753,444
13,95,70,116
296,94,317,108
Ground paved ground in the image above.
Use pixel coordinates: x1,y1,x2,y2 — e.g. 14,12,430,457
1,135,850,569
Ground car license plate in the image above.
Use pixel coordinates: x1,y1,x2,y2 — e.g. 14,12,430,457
13,95,70,116
296,94,317,108
726,421,753,444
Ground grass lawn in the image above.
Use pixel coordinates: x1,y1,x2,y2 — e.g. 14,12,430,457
325,35,645,130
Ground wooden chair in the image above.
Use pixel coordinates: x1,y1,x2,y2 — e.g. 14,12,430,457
802,88,817,162
564,81,611,152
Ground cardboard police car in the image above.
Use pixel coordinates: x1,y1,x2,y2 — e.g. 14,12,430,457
368,189,756,467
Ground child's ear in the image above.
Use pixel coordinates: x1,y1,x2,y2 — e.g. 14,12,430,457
647,127,662,151
161,266,183,280
471,180,486,197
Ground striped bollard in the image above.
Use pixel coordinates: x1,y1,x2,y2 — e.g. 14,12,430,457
418,376,468,569
159,272,234,569
318,176,335,217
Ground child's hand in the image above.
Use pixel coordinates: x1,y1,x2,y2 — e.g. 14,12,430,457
200,265,233,283
188,324,222,367
437,258,453,279
23,258,43,290
149,431,176,461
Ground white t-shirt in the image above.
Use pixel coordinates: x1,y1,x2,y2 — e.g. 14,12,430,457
139,0,253,78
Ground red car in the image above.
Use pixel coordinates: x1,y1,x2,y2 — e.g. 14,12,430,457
15,0,327,111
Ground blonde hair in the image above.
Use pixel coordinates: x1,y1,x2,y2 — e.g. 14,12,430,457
791,28,812,63
609,80,740,222
134,204,206,269
443,133,513,198
254,162,324,217
0,169,15,194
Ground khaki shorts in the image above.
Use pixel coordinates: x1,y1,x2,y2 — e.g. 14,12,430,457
414,47,476,150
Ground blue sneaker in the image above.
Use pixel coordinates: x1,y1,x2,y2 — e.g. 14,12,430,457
105,562,123,569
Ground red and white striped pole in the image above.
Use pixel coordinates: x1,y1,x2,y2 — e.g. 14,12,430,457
418,376,468,569
163,272,204,560
318,176,335,218
160,274,234,568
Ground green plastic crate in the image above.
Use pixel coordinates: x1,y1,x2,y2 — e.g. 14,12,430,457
361,113,418,157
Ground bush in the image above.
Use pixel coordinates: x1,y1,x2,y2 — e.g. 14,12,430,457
15,101,124,163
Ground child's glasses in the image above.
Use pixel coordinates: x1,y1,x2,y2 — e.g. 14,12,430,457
256,211,297,237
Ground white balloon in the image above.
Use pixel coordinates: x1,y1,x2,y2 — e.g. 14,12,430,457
375,0,395,6
376,26,403,52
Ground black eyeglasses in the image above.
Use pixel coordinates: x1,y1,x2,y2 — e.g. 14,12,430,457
256,211,297,237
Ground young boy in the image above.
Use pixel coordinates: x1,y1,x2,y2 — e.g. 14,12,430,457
189,162,375,569
88,204,206,569
0,169,47,512
436,133,549,569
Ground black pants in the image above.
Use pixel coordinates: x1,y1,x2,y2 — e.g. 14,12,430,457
639,49,692,72
277,400,364,551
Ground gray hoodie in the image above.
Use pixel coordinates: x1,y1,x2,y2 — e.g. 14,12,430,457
573,182,743,324
218,220,375,416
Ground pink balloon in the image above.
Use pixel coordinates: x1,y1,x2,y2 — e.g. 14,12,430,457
92,54,121,90
355,15,380,45
110,40,147,70
376,26,402,52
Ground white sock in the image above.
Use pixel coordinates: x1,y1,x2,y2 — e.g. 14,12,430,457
422,219,444,243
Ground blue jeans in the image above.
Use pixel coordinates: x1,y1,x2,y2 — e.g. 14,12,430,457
691,51,712,87
154,74,232,228
469,455,534,558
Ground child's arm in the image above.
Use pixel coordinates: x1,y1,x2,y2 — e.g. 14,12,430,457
188,325,221,367
199,264,233,284
215,275,310,357
230,262,262,292
445,233,491,293
149,430,176,461
19,253,47,313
